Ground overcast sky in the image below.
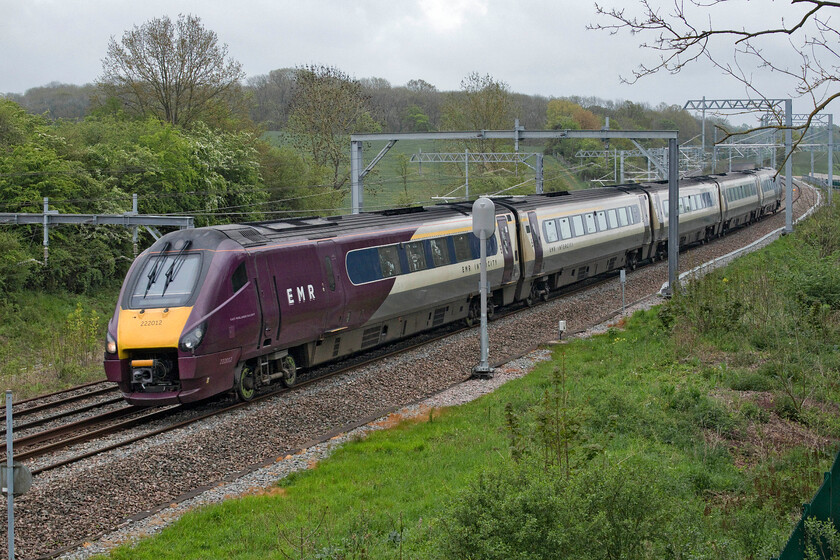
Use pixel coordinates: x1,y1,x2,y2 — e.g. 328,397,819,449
1,0,832,125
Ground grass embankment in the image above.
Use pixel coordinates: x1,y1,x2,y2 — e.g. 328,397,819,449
0,286,118,397
102,202,840,559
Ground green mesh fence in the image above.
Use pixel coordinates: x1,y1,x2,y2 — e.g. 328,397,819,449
774,448,840,560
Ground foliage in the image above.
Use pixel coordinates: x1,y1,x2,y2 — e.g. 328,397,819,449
98,14,245,127
0,99,271,295
246,68,296,130
47,302,102,380
286,64,381,190
256,143,342,216
547,99,602,130
804,517,840,560
440,456,675,560
442,73,515,154
402,104,432,132
0,289,116,396
5,82,94,120
56,115,268,224
0,230,32,295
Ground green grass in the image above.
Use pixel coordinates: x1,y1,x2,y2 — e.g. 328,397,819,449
101,302,834,559
0,286,119,398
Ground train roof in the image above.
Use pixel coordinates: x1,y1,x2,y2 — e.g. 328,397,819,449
212,167,768,249
212,185,645,248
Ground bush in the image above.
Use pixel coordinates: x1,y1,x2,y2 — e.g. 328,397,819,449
438,456,683,560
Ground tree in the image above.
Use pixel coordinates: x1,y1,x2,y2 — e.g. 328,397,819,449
286,65,380,190
246,67,297,129
546,99,601,130
590,1,840,141
442,73,516,153
98,14,245,127
9,82,94,120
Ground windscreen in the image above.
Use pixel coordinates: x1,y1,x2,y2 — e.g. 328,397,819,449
128,253,202,309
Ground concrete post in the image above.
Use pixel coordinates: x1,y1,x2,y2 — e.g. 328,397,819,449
785,99,793,233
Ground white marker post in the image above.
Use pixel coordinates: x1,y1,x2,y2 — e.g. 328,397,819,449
620,269,626,315
472,197,496,378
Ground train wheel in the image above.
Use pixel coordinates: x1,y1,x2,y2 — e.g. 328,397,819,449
465,299,480,327
625,252,637,271
540,286,550,302
235,363,256,402
281,355,297,388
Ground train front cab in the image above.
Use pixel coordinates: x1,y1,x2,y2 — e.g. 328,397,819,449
104,232,255,406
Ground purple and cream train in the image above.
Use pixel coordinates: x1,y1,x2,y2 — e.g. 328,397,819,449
104,168,782,405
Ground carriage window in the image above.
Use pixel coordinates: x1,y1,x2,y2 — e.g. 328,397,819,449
231,262,247,293
630,206,641,224
558,217,572,239
703,192,713,207
543,219,559,243
596,211,607,231
379,246,400,278
584,213,597,234
428,238,450,267
606,209,617,228
662,200,669,219
689,195,698,211
617,207,628,226
571,215,585,236
404,241,427,272
452,234,472,262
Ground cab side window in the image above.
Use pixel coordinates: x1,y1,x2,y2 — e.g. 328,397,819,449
231,262,248,293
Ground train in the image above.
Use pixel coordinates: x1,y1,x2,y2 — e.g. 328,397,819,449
104,168,782,405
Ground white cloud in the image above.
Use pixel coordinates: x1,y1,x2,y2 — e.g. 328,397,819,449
418,0,488,33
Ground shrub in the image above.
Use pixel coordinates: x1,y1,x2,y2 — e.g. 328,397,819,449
438,456,683,560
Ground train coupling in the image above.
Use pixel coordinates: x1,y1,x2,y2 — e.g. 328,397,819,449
130,358,173,385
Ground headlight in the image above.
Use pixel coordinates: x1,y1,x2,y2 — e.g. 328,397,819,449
179,322,206,352
106,331,117,355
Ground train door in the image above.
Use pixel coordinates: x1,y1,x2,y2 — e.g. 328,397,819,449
315,241,346,332
527,211,543,275
254,253,280,348
496,216,514,284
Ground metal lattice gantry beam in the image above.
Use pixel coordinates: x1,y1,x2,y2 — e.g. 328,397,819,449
684,98,788,111
0,213,194,227
409,152,538,165
350,128,683,294
0,197,194,264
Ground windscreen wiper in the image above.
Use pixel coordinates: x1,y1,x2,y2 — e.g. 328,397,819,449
144,241,171,298
161,240,193,297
